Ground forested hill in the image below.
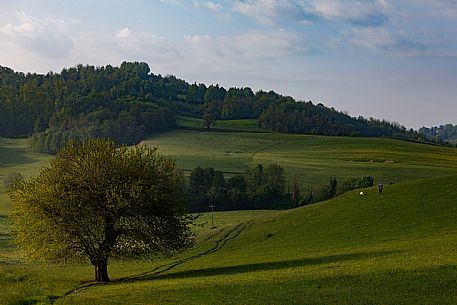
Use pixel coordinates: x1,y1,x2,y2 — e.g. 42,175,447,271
0,62,423,154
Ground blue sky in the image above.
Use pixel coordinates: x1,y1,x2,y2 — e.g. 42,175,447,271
1,0,456,128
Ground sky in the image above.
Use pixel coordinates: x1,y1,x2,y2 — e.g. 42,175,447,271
1,0,456,128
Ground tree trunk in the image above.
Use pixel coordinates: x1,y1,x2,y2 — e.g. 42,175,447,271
94,259,110,282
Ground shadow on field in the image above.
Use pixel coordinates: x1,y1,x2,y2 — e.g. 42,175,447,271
120,250,399,284
0,147,35,167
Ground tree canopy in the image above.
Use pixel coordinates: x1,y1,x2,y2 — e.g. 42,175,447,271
187,164,288,212
0,62,431,152
9,139,193,282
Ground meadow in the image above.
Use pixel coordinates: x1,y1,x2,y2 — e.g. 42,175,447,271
2,176,456,304
1,125,457,304
144,126,457,188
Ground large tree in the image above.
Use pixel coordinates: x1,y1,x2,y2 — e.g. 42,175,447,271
10,139,193,282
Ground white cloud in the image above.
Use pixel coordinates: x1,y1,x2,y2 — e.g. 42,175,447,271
349,28,429,56
193,1,223,12
424,0,457,18
232,0,299,25
231,0,393,27
0,9,183,73
0,10,74,59
114,27,181,61
305,0,392,26
185,29,307,67
159,0,183,4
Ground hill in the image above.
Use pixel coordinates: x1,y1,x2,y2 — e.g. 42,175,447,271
1,131,457,304
55,176,457,304
2,176,455,304
0,62,424,155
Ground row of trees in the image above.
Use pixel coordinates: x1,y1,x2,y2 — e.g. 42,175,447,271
419,124,457,146
258,101,421,139
187,164,288,211
185,164,375,211
296,176,374,206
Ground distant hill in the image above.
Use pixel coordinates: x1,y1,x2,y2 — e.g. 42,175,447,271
0,62,427,154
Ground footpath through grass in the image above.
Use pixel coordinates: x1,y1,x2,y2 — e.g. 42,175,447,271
1,130,457,304
55,176,457,305
1,176,456,304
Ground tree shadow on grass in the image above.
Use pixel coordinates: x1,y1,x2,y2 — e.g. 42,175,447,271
54,250,401,303
0,146,35,168
115,250,400,284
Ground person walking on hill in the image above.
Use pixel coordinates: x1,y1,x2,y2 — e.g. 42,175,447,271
378,183,383,194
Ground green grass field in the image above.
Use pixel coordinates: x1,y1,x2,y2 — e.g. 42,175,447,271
1,130,457,304
176,115,268,133
2,176,456,304
144,129,457,188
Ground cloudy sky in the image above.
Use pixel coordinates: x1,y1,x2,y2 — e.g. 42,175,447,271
1,0,456,128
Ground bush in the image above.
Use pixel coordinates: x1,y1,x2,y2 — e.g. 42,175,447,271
339,176,374,194
3,172,23,190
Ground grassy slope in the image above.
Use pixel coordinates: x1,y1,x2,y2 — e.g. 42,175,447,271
52,176,457,305
144,129,457,187
1,129,457,304
176,115,268,133
0,138,50,215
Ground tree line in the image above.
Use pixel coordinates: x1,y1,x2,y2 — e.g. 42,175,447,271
0,62,431,154
419,124,457,147
187,164,288,211
185,164,375,212
258,101,421,139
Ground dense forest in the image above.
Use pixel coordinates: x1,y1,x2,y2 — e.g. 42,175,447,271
0,62,437,154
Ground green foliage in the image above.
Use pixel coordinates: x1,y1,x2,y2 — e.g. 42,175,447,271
203,85,226,118
1,63,178,152
9,139,193,282
0,62,431,152
188,166,226,211
318,177,338,201
339,176,374,194
2,172,23,191
420,124,457,146
258,100,422,139
188,164,287,212
4,176,457,304
31,102,176,155
202,113,216,131
2,132,457,303
327,176,338,198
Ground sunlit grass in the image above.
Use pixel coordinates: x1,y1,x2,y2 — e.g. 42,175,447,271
1,130,457,304
1,177,456,304
144,129,457,187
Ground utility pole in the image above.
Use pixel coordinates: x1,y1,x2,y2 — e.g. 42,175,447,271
209,205,215,228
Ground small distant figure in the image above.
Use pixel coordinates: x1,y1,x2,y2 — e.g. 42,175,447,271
359,191,364,196
378,183,383,194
